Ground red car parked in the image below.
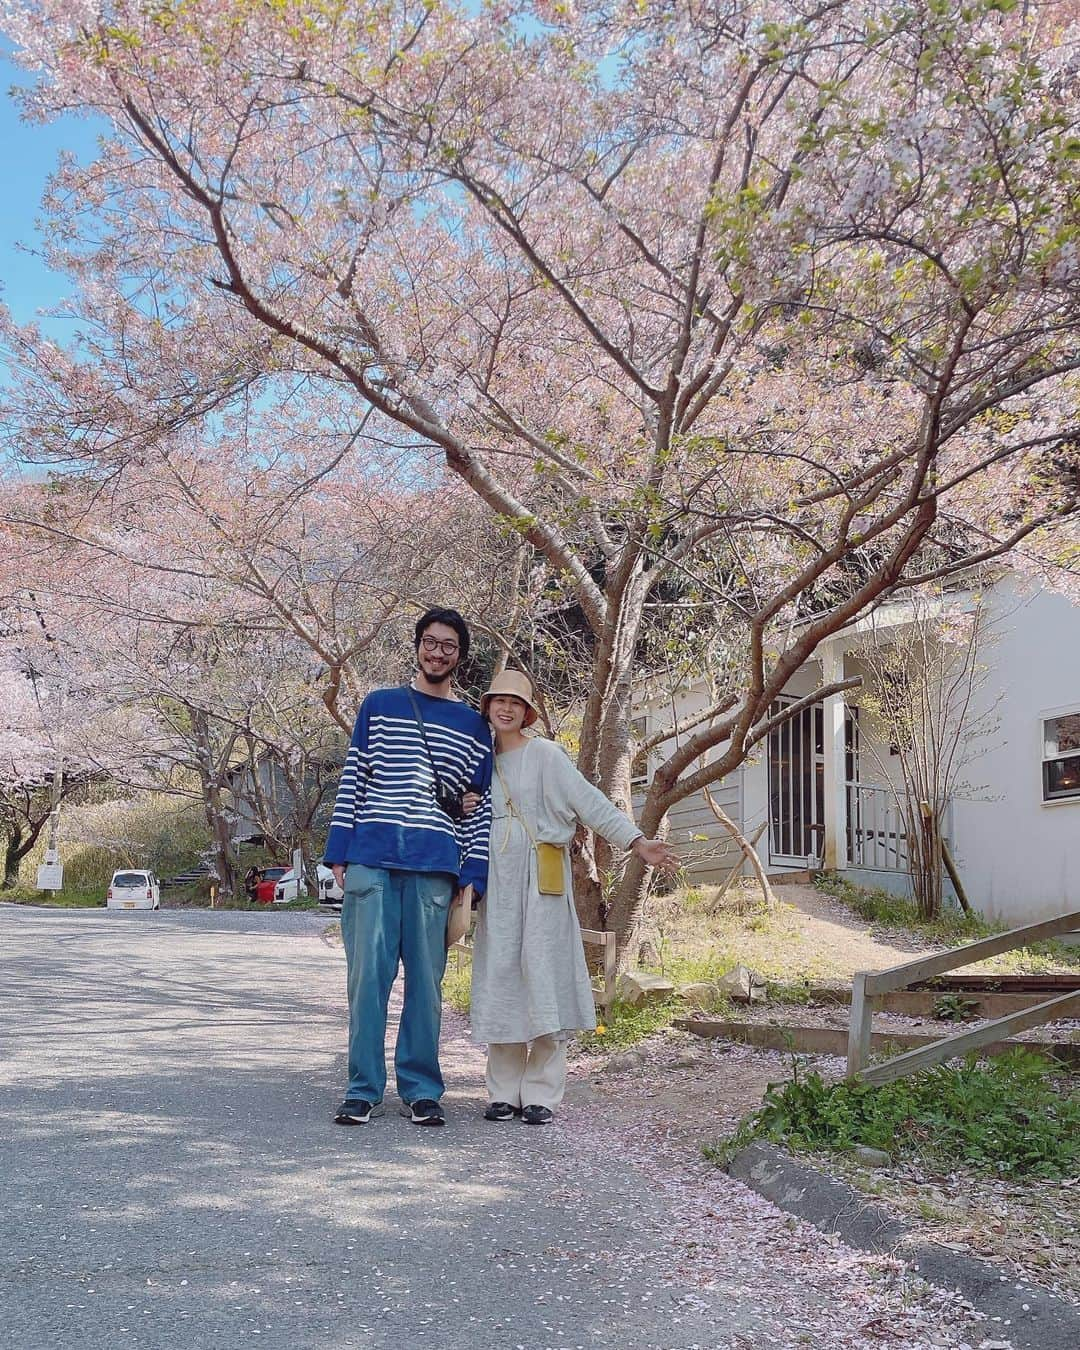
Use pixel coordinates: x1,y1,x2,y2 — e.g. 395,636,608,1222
255,867,289,904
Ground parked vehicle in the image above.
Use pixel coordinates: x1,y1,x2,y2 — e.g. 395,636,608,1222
274,864,343,907
106,870,160,911
255,867,289,904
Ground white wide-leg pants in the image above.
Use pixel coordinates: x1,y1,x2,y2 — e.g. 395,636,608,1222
485,1035,567,1110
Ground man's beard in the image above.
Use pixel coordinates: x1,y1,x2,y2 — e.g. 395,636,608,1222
419,657,456,685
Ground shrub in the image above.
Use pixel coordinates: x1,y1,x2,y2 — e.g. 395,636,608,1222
22,792,211,890
710,1049,1079,1180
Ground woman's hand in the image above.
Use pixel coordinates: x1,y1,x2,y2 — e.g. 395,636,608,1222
330,864,346,891
631,836,680,872
462,791,482,816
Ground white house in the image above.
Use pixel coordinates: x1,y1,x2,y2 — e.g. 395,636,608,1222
635,574,1080,927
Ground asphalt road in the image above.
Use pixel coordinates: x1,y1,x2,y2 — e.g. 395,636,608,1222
0,904,797,1350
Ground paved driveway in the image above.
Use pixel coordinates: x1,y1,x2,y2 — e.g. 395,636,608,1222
1,905,987,1350
0,905,771,1350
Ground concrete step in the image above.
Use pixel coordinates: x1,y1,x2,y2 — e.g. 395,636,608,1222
677,1015,1080,1068
161,864,212,888
774,978,1080,1020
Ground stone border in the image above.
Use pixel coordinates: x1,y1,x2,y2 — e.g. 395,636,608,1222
726,1142,1080,1350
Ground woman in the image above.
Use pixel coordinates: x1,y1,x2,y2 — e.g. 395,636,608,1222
470,670,677,1124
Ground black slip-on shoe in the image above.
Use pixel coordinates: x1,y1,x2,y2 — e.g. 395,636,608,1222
521,1104,554,1125
483,1101,522,1122
334,1099,384,1125
400,1098,445,1126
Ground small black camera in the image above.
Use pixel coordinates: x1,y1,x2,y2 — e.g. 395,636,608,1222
434,781,465,821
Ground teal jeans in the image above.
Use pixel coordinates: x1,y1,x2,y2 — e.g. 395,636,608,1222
340,864,453,1104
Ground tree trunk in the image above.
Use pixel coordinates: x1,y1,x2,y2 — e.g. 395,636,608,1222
204,777,237,900
605,783,671,971
2,815,49,889
192,710,238,900
570,833,604,931
3,830,24,888
576,695,644,950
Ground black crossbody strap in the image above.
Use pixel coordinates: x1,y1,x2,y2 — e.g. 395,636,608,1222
404,686,444,791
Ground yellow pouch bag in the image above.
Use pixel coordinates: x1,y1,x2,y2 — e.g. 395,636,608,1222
496,758,566,896
535,841,566,896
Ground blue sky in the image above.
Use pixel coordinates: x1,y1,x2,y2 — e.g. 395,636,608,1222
1,45,103,337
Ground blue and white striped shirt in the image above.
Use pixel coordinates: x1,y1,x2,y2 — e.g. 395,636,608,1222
323,686,493,894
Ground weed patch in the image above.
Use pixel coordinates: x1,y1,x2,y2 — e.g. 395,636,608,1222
708,1049,1079,1180
577,997,679,1051
442,962,472,1014
813,872,988,941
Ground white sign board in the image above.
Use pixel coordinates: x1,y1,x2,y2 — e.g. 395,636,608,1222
37,863,64,891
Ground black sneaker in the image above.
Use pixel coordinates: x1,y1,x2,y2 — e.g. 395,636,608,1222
334,1099,384,1125
522,1104,554,1125
400,1098,445,1126
483,1101,522,1122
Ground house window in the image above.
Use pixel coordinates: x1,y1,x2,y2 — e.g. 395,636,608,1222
1042,710,1080,802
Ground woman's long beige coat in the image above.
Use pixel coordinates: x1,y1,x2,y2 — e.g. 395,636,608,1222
470,737,641,1044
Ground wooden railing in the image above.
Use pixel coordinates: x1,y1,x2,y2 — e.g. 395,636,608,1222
581,928,617,1010
847,908,1080,1084
845,782,955,874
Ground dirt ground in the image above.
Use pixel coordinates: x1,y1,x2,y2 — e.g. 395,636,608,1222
642,879,945,988
568,1014,1080,1310
567,882,1080,1313
761,882,941,968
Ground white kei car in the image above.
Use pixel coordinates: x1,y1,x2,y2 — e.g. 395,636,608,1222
274,864,344,907
106,869,161,910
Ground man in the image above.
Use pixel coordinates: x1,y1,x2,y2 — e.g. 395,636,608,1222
325,608,492,1127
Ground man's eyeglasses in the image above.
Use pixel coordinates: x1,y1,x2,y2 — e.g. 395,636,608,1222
420,636,460,656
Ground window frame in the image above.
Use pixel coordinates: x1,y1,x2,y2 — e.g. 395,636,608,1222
1039,704,1080,806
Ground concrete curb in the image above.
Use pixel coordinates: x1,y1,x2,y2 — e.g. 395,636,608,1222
727,1142,1080,1350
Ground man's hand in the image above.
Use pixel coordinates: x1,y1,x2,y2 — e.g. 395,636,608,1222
630,837,680,872
330,864,346,892
453,883,475,910
462,791,481,816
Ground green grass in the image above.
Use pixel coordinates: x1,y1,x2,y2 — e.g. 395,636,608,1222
442,961,472,1014
706,1049,1080,1180
813,872,992,941
763,979,818,1006
209,897,321,911
0,886,104,908
439,951,689,1050
577,996,682,1051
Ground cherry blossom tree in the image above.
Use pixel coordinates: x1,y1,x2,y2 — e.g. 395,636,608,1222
0,601,140,888
1,455,513,895
3,0,1079,957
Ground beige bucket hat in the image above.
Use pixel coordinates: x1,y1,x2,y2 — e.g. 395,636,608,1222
480,669,540,727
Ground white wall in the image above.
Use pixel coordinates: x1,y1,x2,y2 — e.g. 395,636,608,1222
637,578,1080,920
947,577,1080,924
637,679,750,882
